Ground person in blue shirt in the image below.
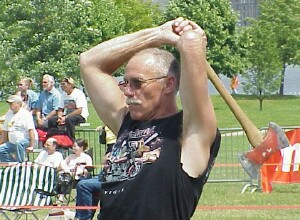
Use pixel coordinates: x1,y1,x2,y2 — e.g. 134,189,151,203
16,77,39,115
35,74,62,130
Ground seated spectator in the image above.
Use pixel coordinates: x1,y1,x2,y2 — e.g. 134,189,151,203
74,130,116,220
0,114,5,138
58,138,93,203
48,77,89,140
34,137,64,168
16,77,38,114
35,74,61,130
60,138,93,180
74,176,101,220
0,95,38,162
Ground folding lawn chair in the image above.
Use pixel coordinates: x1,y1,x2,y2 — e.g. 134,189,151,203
58,162,94,205
0,161,57,220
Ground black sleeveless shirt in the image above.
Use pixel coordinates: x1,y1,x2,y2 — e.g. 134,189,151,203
99,111,221,220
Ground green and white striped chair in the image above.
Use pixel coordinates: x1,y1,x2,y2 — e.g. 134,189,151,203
0,161,57,220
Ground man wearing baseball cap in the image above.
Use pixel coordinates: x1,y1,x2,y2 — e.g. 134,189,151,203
0,95,38,162
48,77,89,140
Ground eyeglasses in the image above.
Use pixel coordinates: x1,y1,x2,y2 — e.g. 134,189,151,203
118,76,168,91
42,81,48,84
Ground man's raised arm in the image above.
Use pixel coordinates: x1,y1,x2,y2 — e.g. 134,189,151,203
175,20,218,178
80,20,181,134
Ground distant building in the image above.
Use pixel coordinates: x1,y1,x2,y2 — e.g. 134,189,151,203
152,0,259,26
230,0,259,26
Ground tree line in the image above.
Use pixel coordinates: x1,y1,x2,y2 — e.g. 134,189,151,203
0,0,299,107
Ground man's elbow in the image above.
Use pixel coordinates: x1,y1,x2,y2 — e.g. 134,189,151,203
79,51,92,72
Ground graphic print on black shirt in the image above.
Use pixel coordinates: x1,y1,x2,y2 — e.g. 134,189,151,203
102,126,162,183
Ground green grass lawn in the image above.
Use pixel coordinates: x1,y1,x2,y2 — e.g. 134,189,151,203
211,95,300,128
1,94,300,219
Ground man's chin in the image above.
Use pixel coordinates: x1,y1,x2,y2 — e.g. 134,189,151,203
129,109,143,121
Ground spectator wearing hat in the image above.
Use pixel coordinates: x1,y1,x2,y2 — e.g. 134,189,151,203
35,74,62,130
0,95,38,162
48,77,89,140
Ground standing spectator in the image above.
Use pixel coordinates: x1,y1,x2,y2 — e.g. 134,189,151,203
34,137,63,168
48,77,88,140
16,77,39,114
0,95,38,162
96,125,116,153
35,74,62,130
230,74,240,94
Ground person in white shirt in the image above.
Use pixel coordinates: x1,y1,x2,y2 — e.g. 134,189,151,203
48,77,89,140
60,138,93,180
34,137,63,168
0,95,38,162
58,138,92,203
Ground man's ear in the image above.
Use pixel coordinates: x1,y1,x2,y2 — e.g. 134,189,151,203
164,76,176,94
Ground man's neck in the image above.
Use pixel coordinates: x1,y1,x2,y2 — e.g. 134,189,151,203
66,88,74,95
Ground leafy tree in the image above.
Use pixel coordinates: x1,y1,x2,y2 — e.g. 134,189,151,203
114,0,163,33
164,0,246,77
0,0,163,98
241,23,282,110
0,0,96,96
257,0,300,95
89,0,163,76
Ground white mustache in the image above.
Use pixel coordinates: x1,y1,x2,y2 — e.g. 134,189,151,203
126,98,142,105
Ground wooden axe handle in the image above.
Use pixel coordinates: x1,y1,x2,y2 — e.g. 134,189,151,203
206,61,263,148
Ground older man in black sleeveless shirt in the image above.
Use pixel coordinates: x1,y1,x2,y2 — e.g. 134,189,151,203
80,17,221,220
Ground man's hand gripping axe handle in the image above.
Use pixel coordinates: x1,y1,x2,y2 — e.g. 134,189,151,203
206,61,289,179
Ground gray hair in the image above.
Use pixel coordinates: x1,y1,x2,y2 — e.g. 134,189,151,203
43,74,55,84
133,48,180,90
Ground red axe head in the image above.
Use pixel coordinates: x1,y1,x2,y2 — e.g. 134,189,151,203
238,122,289,179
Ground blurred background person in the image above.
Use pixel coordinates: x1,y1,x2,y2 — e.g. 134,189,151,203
34,137,63,168
16,77,38,114
48,77,88,140
60,138,93,181
0,95,38,162
74,130,115,220
58,138,93,203
35,74,61,130
230,74,240,94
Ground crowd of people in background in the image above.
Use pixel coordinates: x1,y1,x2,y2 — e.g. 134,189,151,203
0,73,115,214
0,74,89,163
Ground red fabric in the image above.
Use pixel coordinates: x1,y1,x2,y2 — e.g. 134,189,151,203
36,129,73,148
50,134,73,148
37,129,47,142
260,128,300,193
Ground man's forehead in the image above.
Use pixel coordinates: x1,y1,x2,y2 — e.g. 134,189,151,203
47,138,56,143
125,57,156,78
